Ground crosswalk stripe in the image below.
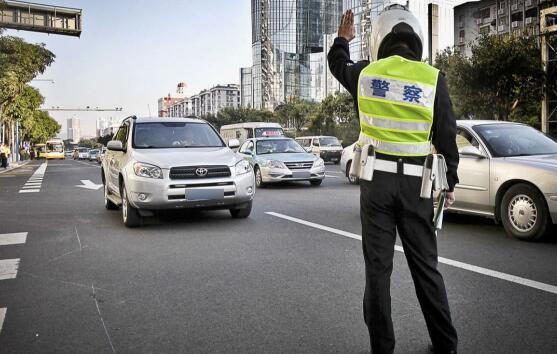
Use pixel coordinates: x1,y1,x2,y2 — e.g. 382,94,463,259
0,259,20,280
0,233,27,246
0,308,5,334
19,189,40,193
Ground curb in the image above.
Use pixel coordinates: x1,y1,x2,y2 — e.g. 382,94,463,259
0,160,31,175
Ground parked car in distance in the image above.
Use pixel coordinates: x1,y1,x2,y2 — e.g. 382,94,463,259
88,149,100,161
97,147,106,164
340,121,557,240
238,137,325,187
220,122,284,147
74,147,90,160
340,142,359,185
295,135,343,164
64,150,73,158
102,116,255,227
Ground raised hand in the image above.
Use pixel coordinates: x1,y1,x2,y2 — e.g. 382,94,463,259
338,10,355,42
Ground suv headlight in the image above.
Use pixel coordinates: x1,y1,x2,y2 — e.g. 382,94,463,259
313,158,325,168
235,159,252,175
133,162,163,179
268,160,287,169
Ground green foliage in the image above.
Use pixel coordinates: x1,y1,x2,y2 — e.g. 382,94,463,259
276,98,318,133
0,35,57,146
79,138,101,149
20,110,60,143
307,92,359,145
96,134,113,146
435,34,548,123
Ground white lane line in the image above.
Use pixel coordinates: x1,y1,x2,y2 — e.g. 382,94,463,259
0,308,5,335
75,227,82,251
0,259,20,280
19,189,40,193
325,174,340,178
266,211,557,296
0,232,27,246
24,183,41,186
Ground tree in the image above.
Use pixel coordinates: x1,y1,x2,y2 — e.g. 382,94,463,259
20,110,60,143
78,138,101,149
276,98,316,133
308,92,359,146
435,35,548,122
96,134,113,146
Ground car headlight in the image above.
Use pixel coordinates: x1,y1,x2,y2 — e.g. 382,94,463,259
235,159,252,175
133,162,163,179
313,158,325,168
268,160,287,169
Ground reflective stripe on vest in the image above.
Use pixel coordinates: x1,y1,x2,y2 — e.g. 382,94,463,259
357,56,439,157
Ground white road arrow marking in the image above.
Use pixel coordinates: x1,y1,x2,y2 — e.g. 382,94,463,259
76,180,103,190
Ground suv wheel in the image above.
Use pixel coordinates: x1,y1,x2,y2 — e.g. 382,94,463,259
230,201,252,219
104,182,118,210
255,167,264,188
346,161,359,185
501,183,549,241
121,182,142,228
310,179,322,186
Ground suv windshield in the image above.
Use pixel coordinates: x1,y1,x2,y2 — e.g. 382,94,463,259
256,139,306,154
319,137,341,146
133,122,224,148
473,124,557,157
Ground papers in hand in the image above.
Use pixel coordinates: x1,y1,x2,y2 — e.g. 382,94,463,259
433,191,446,232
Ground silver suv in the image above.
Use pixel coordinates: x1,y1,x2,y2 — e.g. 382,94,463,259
102,116,255,227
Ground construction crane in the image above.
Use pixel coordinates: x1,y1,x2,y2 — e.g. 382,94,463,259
540,3,557,135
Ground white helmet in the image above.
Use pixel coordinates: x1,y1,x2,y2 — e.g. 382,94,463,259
369,4,424,61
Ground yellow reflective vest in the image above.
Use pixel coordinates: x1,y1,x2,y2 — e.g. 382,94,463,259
357,55,439,156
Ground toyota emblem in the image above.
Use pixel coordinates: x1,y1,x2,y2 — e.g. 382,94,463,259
195,167,208,177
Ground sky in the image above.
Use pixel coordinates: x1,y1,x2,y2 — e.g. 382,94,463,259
5,0,253,138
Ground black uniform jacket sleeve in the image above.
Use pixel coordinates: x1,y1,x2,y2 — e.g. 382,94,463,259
327,37,460,191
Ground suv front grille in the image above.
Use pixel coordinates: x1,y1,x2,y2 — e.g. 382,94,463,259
169,165,231,179
284,161,313,170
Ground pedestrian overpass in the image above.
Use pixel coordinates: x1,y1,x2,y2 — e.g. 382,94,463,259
0,0,81,37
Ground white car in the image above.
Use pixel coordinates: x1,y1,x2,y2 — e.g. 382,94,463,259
340,142,359,184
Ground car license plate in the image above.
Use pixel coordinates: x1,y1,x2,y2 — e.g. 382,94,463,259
292,171,311,179
186,189,224,201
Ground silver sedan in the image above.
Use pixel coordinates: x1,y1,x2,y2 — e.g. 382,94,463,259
339,121,557,241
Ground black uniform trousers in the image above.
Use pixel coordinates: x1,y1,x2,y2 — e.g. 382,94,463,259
360,170,458,354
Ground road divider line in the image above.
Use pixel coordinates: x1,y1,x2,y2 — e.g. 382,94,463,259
0,259,20,280
0,308,5,335
0,232,27,246
265,211,557,296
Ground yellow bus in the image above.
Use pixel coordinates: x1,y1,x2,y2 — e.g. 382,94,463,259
44,139,65,160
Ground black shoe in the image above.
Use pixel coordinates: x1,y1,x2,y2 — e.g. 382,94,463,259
429,344,456,354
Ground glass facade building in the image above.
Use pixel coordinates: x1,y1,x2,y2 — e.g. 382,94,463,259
249,0,343,109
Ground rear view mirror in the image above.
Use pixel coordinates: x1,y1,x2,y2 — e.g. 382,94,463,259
460,145,485,158
228,139,240,149
107,140,123,152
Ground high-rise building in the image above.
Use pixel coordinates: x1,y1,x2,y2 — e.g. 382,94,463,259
240,67,254,108
454,0,542,58
96,117,119,137
67,117,81,143
248,0,344,109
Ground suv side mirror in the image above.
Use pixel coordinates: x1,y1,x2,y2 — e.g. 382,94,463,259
228,139,240,149
107,140,123,152
460,145,485,158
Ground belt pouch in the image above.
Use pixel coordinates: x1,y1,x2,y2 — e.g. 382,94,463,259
359,145,375,181
420,154,434,199
349,145,362,179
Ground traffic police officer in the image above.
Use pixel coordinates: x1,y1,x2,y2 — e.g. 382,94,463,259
328,5,459,354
